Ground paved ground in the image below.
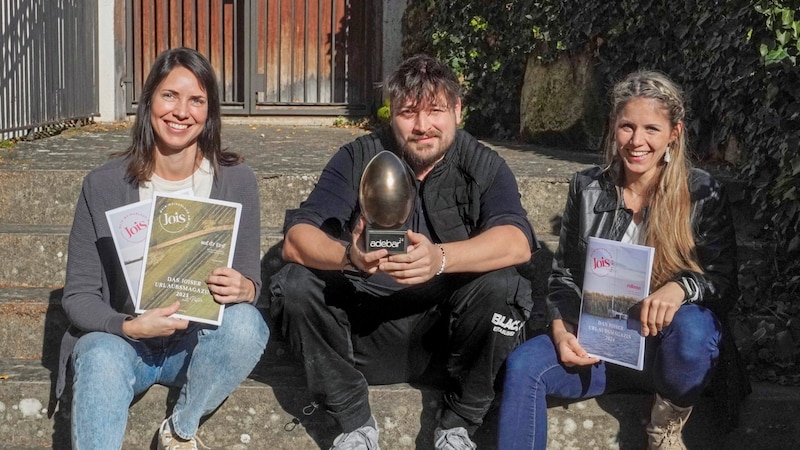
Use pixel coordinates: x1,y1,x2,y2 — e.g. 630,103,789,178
0,121,602,181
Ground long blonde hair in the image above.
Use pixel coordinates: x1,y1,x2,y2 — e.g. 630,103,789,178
603,70,703,289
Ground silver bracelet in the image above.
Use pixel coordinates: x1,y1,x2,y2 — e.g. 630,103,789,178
435,243,446,276
677,276,700,304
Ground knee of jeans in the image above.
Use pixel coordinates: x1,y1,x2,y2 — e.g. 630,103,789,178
506,335,554,378
219,303,270,348
278,268,327,315
72,333,134,379
664,309,721,362
505,345,531,375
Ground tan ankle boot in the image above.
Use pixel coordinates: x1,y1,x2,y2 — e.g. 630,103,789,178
646,393,693,450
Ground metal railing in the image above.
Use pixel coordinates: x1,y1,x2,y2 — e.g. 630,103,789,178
0,0,98,139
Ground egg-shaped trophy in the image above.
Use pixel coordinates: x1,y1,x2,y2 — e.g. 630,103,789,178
358,151,416,254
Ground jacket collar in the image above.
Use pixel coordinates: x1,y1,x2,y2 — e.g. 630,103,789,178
594,171,621,213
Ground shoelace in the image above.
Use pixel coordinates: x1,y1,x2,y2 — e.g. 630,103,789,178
653,409,687,447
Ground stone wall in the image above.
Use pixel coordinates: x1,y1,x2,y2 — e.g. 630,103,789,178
520,50,604,150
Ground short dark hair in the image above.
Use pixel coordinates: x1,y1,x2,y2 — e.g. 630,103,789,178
120,47,240,185
383,54,462,114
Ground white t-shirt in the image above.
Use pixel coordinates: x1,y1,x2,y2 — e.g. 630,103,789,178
621,219,643,245
139,158,213,200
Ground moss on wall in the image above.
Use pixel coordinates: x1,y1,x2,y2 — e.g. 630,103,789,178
520,50,604,150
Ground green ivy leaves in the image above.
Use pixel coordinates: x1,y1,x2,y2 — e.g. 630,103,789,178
404,0,800,383
758,4,800,64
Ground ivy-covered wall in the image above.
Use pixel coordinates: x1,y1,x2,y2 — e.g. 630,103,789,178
403,0,800,383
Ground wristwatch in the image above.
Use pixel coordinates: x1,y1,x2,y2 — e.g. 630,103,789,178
676,276,700,304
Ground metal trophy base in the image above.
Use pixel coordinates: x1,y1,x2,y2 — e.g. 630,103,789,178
366,227,408,254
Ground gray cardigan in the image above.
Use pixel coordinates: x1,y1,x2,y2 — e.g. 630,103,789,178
56,157,262,398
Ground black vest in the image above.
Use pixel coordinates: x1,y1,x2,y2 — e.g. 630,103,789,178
346,128,503,243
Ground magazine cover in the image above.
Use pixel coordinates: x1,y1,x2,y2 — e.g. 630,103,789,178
105,189,193,300
135,193,241,325
106,199,151,300
577,236,654,370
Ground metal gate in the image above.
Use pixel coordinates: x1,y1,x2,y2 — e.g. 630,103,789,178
125,0,380,116
1,0,98,138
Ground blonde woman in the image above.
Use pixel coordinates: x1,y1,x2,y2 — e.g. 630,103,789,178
498,70,741,449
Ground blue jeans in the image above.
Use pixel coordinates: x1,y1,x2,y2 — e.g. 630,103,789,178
497,304,721,450
70,303,269,449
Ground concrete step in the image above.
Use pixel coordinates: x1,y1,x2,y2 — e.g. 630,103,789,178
0,288,65,364
0,125,762,292
0,359,797,449
0,213,759,363
0,223,558,298
0,169,571,241
0,226,287,289
0,125,589,234
0,233,561,362
0,219,760,308
0,124,756,236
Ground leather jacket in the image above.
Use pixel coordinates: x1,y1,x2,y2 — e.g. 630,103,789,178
548,166,738,325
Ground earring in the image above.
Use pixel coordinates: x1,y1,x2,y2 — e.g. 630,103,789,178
664,146,672,163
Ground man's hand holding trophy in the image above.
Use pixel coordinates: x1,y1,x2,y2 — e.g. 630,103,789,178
350,150,445,284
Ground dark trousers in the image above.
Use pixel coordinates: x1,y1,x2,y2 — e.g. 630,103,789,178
268,263,532,433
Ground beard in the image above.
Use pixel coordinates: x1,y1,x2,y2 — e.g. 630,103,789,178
400,129,452,173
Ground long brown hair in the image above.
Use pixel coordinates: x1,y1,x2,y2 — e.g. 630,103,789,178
116,47,242,185
603,70,703,289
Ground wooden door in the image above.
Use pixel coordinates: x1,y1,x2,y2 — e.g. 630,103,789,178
126,0,380,116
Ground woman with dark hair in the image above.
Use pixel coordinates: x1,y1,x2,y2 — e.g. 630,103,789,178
498,70,744,449
57,47,269,449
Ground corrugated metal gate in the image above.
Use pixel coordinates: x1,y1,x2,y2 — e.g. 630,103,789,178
125,0,380,116
0,0,98,138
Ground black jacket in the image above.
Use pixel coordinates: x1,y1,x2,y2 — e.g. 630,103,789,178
548,165,738,325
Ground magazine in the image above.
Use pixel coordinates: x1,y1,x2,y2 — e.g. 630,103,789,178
106,200,152,301
577,236,654,371
135,193,242,325
105,189,193,300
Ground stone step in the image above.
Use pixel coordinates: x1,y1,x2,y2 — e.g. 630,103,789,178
0,235,562,362
0,288,65,364
0,222,561,292
0,359,796,449
0,217,760,297
0,224,760,362
0,226,287,289
0,124,756,240
0,169,755,240
0,125,587,237
0,223,760,363
0,169,571,241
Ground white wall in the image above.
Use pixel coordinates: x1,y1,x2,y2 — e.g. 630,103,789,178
96,0,119,121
